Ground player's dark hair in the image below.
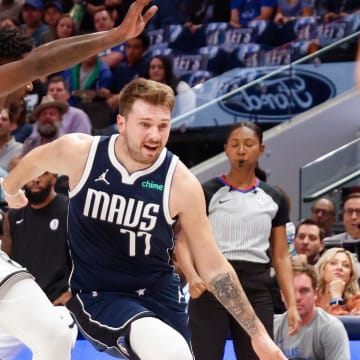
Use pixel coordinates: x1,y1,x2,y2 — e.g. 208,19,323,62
0,26,34,65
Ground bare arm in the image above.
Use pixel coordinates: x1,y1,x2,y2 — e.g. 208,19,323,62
356,39,360,89
0,0,157,96
172,163,286,360
230,8,241,28
2,133,92,206
255,6,275,21
174,234,207,298
271,225,301,336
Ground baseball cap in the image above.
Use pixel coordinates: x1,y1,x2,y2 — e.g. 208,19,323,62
44,0,64,12
24,0,44,9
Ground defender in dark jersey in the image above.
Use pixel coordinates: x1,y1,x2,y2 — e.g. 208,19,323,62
4,78,288,360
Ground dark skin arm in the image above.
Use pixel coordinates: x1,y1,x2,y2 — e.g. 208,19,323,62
0,0,157,97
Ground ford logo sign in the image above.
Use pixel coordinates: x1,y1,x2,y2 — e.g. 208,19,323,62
218,68,336,121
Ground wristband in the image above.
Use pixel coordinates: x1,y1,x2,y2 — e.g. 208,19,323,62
329,297,344,306
0,179,21,198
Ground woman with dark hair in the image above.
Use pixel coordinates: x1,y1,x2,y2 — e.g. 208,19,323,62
145,54,196,120
176,121,300,360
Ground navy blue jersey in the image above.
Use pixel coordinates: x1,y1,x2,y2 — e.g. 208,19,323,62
68,135,178,292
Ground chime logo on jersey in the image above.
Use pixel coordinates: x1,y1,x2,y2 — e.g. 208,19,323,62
83,188,160,231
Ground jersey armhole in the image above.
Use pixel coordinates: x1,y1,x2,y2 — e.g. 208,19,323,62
69,136,100,198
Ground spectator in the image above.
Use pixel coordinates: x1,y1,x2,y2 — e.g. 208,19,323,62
0,16,20,28
1,171,72,305
317,0,360,22
1,171,77,357
310,197,336,237
273,0,315,45
59,54,114,107
19,0,49,46
184,0,231,32
39,0,64,44
274,257,351,359
112,31,149,93
315,247,360,315
93,8,125,70
22,94,68,155
147,0,188,30
104,0,134,27
294,219,325,265
54,13,76,39
0,0,23,23
144,55,196,117
9,100,33,143
47,76,92,134
229,0,276,28
275,0,315,22
324,193,360,255
0,107,23,171
176,122,300,360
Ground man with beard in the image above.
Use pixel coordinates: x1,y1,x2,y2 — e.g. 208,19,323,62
0,171,75,358
1,171,71,305
22,95,68,155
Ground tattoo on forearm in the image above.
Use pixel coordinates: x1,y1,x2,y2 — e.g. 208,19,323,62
210,273,258,335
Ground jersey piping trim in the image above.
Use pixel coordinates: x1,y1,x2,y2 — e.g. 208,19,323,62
69,136,101,198
108,136,168,185
218,175,260,193
163,154,178,225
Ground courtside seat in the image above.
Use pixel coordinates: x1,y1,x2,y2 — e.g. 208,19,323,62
337,316,360,340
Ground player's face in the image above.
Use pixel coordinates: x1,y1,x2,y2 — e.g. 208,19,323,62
224,126,264,170
293,273,316,323
118,99,171,167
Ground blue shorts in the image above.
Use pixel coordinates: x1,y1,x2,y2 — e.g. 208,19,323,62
67,273,190,359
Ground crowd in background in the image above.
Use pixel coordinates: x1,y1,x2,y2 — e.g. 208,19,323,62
0,1,360,359
0,0,360,147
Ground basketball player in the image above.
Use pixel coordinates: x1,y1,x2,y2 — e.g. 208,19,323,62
3,78,286,360
0,2,157,359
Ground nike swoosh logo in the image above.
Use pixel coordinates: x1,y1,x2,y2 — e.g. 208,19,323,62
16,219,24,224
219,199,231,204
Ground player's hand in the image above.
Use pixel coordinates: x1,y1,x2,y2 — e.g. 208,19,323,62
189,276,207,299
0,178,28,208
118,0,158,41
286,305,301,336
251,329,287,360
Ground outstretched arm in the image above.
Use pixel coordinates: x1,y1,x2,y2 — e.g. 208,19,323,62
1,133,92,208
0,0,157,96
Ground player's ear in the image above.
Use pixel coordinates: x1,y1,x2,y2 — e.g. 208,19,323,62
116,114,125,132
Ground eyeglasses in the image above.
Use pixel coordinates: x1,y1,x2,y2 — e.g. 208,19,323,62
311,207,334,216
343,208,360,217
